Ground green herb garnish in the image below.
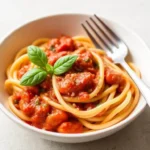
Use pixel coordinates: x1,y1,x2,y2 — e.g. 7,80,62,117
42,103,48,108
28,46,48,68
20,68,47,86
14,99,19,104
20,46,77,86
35,99,40,105
54,55,78,75
84,58,90,62
50,45,55,51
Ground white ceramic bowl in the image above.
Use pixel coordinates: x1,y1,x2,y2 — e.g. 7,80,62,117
0,13,149,143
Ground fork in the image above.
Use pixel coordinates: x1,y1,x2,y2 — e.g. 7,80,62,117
82,14,150,107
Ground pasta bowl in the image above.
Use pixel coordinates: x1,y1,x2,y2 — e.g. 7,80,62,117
0,13,148,143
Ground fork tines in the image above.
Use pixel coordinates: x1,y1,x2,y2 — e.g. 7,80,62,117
81,14,120,52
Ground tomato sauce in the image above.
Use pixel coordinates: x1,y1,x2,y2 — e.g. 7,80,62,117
17,64,30,79
104,67,125,92
45,36,75,65
58,72,95,98
15,36,125,133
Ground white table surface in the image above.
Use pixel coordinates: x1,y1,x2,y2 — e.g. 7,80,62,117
0,0,150,149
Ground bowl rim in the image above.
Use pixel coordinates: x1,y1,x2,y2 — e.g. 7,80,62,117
0,13,147,138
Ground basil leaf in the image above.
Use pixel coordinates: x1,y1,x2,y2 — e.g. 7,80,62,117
28,46,48,68
45,64,54,74
54,55,78,75
20,68,47,86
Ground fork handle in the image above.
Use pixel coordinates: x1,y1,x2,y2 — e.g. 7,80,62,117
121,60,150,107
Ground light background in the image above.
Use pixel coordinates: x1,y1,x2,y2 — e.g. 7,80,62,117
0,0,150,149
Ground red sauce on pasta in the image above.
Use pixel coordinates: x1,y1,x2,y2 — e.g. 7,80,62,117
7,36,134,134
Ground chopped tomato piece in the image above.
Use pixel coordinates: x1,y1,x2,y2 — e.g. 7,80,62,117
48,54,57,65
44,109,68,131
104,67,125,92
31,103,51,123
13,92,21,101
56,36,74,52
117,79,126,93
12,93,21,109
56,43,69,52
45,36,75,65
58,72,95,96
21,92,33,103
105,67,123,85
46,38,59,52
48,89,58,102
47,36,75,52
49,38,59,47
48,51,68,65
19,100,35,116
40,77,51,90
25,86,39,95
57,122,83,133
74,51,94,72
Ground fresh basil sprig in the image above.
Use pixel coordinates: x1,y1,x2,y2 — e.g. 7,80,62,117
20,68,47,86
54,55,78,75
28,46,48,68
20,45,77,86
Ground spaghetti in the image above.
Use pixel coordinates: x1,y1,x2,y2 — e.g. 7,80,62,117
5,35,140,133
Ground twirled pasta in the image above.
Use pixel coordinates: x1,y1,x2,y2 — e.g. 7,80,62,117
4,36,140,133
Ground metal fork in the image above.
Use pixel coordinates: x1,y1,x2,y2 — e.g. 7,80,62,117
82,14,150,107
